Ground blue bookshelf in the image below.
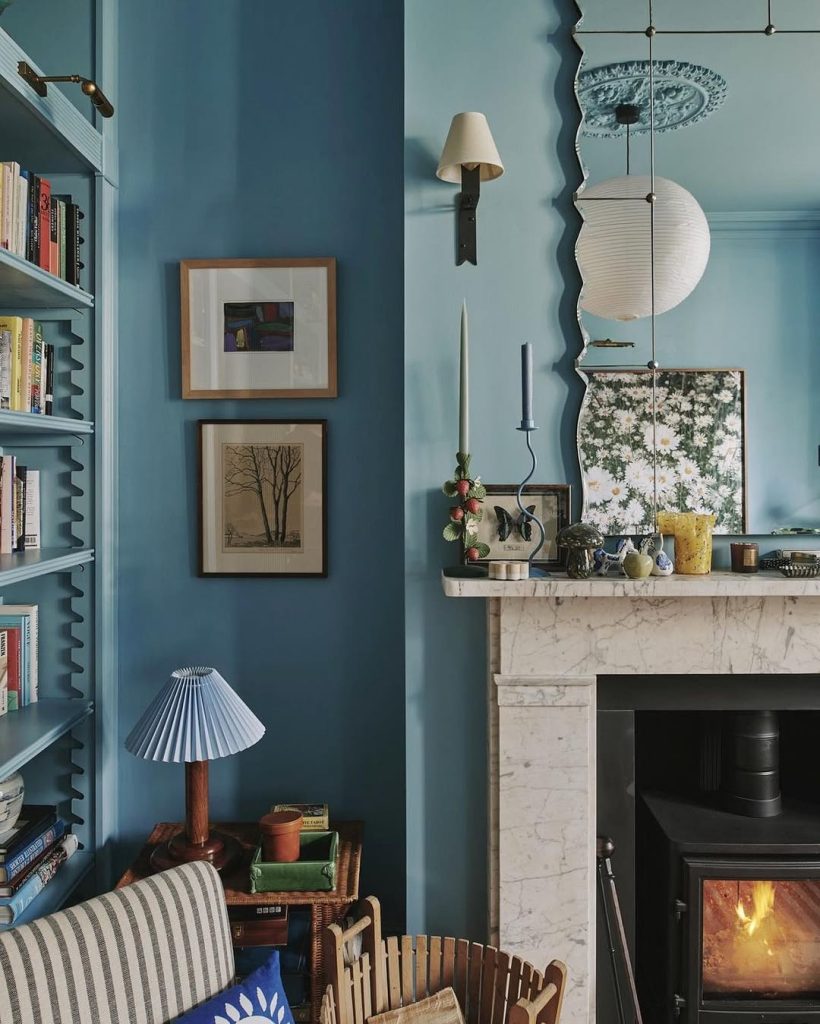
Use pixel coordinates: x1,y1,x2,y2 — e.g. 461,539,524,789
0,0,117,928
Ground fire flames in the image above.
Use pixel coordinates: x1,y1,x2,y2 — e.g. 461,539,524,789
736,880,776,938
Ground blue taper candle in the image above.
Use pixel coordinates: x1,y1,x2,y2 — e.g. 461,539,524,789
459,301,469,454
521,342,533,426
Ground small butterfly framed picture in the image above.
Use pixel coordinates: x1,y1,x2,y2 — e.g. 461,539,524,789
476,484,571,570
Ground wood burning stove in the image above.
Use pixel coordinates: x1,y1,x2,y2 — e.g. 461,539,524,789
638,793,820,1024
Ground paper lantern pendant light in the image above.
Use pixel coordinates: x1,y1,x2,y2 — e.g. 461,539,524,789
577,174,710,322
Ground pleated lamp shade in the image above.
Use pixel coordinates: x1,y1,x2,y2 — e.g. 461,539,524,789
436,112,504,183
125,666,265,763
577,174,710,321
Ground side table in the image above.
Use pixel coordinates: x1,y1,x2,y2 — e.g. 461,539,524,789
117,820,363,1023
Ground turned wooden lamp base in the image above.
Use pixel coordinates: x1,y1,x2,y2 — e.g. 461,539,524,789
149,760,240,875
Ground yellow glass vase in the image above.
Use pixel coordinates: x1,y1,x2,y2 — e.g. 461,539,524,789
657,511,716,575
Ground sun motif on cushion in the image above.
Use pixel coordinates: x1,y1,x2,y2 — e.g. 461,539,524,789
214,987,289,1024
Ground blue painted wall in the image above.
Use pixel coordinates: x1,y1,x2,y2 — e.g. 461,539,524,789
116,0,405,926
582,228,820,532
404,0,582,938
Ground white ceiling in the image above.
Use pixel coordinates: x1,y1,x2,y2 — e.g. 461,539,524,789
577,0,820,210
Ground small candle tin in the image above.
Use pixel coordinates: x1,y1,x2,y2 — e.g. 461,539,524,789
730,541,759,573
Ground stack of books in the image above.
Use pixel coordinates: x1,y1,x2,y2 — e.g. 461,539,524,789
0,805,75,928
0,604,38,714
0,457,40,554
0,316,54,415
0,165,84,286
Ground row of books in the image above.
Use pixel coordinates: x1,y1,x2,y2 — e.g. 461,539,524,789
0,604,39,713
0,165,84,286
0,458,40,555
0,805,76,928
0,317,54,415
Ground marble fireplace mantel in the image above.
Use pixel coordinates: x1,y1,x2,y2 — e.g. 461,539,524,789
443,571,820,1024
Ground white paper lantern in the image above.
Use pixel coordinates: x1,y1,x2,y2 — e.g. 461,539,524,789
577,175,710,321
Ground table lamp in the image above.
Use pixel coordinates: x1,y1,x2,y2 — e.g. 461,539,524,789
125,666,265,873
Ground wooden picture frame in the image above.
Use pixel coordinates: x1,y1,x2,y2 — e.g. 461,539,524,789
475,485,571,569
199,420,327,577
181,258,337,399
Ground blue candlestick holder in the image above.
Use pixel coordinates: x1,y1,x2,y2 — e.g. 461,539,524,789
515,421,549,577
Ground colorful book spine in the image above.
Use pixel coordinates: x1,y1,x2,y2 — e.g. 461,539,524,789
55,199,65,279
20,319,32,419
0,819,65,883
36,178,50,272
24,471,39,550
0,630,7,718
5,628,19,712
26,174,38,264
0,833,77,925
0,163,11,251
0,610,34,706
0,454,15,553
0,318,23,413
44,343,54,416
13,465,26,554
0,330,10,410
49,198,58,276
16,172,27,258
30,322,43,414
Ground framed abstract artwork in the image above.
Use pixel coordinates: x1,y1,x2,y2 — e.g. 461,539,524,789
181,258,337,398
577,368,747,535
199,420,327,577
472,484,570,569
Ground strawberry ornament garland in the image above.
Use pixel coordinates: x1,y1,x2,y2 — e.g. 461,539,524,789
442,452,488,562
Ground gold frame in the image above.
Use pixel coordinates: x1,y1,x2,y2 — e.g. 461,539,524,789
180,257,337,399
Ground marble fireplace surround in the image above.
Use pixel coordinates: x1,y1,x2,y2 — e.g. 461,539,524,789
443,572,820,1024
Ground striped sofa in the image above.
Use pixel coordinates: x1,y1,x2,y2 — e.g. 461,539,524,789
0,861,235,1024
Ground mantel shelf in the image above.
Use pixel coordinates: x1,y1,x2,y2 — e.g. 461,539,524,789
0,699,94,780
0,411,93,435
0,247,93,310
442,569,820,599
0,548,94,587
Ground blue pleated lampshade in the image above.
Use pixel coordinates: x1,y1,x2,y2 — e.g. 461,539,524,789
124,667,265,763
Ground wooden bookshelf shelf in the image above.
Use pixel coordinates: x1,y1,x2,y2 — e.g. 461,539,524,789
10,851,95,929
0,699,94,779
0,30,104,175
0,548,93,587
0,410,94,435
0,247,93,310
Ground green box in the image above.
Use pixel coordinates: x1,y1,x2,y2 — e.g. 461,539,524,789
250,830,339,893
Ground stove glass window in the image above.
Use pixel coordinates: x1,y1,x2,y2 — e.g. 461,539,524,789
703,878,820,999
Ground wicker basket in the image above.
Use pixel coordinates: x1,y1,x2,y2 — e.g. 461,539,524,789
321,897,567,1024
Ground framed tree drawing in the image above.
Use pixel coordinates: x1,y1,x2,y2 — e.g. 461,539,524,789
199,420,327,576
181,258,337,398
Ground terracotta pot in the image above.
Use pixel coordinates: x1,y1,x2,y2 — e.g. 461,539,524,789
259,811,303,862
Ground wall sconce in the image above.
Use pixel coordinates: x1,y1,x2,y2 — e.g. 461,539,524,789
17,61,115,118
436,112,503,266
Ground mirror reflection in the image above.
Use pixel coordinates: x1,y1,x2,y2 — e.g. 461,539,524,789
575,0,820,536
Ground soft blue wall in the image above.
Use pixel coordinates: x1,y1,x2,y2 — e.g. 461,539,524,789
404,0,582,938
582,229,820,532
116,0,405,926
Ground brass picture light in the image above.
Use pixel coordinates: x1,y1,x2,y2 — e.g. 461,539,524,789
17,61,114,118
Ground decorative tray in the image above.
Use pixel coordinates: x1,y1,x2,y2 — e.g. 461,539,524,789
777,562,820,578
250,830,339,893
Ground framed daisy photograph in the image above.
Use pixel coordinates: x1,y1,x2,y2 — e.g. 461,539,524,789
577,368,747,535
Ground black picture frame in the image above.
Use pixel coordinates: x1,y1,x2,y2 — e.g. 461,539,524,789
475,484,571,570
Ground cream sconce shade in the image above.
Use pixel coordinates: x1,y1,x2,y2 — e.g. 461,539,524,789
436,112,504,265
577,174,710,321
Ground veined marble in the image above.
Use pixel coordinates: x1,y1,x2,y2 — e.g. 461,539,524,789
444,574,820,1024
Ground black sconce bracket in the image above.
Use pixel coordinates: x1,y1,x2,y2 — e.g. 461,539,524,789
456,165,481,266
17,61,115,118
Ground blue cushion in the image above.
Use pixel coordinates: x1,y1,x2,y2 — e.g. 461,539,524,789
177,949,293,1024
